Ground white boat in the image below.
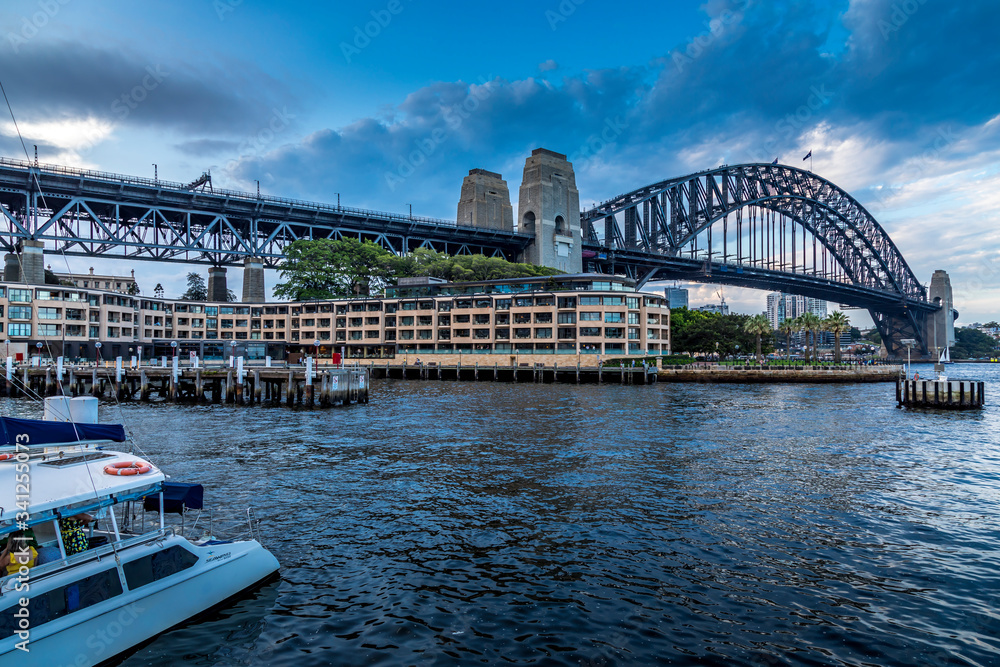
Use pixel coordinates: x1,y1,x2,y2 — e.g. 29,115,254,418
0,416,279,666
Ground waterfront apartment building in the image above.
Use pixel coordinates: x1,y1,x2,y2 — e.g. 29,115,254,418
52,267,138,294
0,274,670,363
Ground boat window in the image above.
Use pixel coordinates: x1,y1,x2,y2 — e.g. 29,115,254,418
0,567,122,639
123,546,199,590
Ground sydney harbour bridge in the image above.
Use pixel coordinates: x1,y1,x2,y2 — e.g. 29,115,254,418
0,154,951,358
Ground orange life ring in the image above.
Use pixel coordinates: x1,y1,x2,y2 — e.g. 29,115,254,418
103,461,152,476
0,453,13,461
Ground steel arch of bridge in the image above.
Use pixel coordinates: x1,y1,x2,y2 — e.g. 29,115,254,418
581,163,934,355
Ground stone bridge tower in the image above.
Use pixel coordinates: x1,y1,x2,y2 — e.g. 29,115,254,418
924,269,956,356
517,148,582,273
457,169,513,230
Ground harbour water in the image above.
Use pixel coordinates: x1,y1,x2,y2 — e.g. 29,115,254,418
18,363,1000,665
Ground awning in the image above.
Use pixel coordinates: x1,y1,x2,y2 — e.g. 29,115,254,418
143,482,205,514
0,416,126,448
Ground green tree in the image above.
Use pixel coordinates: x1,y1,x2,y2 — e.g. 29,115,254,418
389,248,560,282
126,282,140,296
743,314,772,363
179,272,207,301
952,327,999,359
779,319,796,360
274,238,395,301
798,312,823,363
823,311,851,363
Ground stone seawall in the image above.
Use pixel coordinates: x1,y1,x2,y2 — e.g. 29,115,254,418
658,366,902,383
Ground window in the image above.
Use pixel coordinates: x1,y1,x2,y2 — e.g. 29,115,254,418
514,297,533,308
235,319,248,327
495,313,510,325
514,313,531,324
89,325,99,338
535,297,553,307
580,312,601,321
534,313,552,324
437,301,452,312
417,316,433,326
580,327,601,337
399,330,414,340
605,327,624,339
401,316,414,326
9,289,31,303
418,301,434,311
7,323,31,337
557,297,577,309
221,319,233,328
455,314,471,323
365,317,379,326
580,296,601,306
107,327,119,338
39,324,60,336
535,328,552,339
495,328,509,339
123,546,198,590
205,306,218,316
558,327,576,339
220,307,235,315
417,330,433,340
628,328,640,340
605,312,624,323
66,325,84,336
514,327,531,339
365,331,379,339
628,312,641,325
0,568,122,639
495,299,511,311
35,290,59,301
438,329,451,340
627,297,639,309
474,328,490,339
474,314,490,325
66,308,85,321
453,329,470,338
603,296,624,306
8,306,31,319
438,315,451,326
401,301,418,311
557,312,576,324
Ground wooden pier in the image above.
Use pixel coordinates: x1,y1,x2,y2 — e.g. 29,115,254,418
2,365,369,409
369,361,657,384
896,377,985,409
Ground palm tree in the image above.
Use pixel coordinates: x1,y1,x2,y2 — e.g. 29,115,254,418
824,311,851,363
798,312,823,364
743,314,772,364
779,319,796,362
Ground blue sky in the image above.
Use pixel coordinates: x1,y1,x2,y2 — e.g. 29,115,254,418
1,0,998,324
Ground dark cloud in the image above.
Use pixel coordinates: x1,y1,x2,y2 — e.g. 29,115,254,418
0,42,295,136
176,138,240,157
229,2,1000,220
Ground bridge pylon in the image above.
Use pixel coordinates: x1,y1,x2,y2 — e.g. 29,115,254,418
517,149,582,273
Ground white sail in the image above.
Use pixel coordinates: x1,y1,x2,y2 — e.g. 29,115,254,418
939,346,951,363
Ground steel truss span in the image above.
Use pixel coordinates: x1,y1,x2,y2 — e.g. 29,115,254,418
0,157,531,267
581,163,935,356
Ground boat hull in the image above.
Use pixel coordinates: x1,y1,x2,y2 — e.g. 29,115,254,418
0,535,279,667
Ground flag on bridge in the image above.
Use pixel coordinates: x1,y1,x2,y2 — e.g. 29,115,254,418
772,158,779,164
803,150,812,161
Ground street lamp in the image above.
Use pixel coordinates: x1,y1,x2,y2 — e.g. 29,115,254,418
901,338,916,379
230,340,237,360
313,339,320,361
35,341,42,363
152,163,158,184
95,341,103,363
170,341,178,356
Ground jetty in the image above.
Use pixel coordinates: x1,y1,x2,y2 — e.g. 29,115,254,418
3,364,369,408
656,364,902,383
369,360,657,384
897,377,986,409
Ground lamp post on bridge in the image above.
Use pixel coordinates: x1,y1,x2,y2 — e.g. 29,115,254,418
901,338,916,379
